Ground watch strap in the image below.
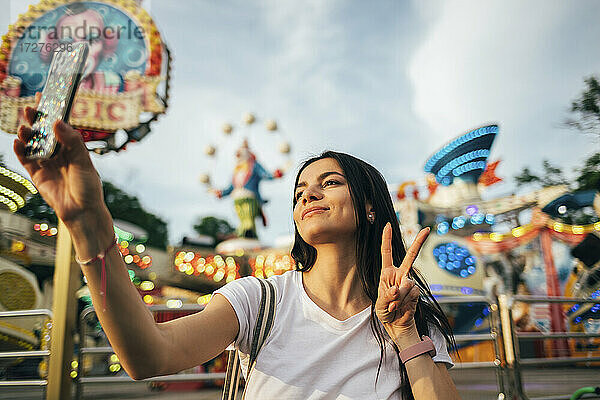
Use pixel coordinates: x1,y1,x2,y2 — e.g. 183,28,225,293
399,335,436,363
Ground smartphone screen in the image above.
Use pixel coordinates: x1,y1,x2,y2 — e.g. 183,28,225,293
25,42,89,160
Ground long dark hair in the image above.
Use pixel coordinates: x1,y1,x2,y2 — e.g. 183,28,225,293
290,150,457,399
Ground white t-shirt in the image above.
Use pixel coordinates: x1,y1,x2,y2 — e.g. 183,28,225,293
213,270,454,400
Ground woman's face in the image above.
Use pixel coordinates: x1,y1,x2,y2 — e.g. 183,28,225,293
293,158,358,245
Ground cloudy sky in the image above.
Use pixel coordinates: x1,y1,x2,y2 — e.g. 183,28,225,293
1,0,598,246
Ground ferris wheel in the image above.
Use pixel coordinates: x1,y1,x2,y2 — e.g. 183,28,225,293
198,112,293,190
198,112,294,239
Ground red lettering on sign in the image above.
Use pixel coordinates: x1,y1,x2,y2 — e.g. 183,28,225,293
71,99,88,118
94,101,102,119
107,103,125,121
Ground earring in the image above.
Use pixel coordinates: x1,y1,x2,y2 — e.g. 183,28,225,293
368,213,374,223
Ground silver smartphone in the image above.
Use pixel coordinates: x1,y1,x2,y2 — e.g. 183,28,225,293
25,42,89,160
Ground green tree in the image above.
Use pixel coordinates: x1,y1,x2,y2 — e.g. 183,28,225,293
575,152,600,192
514,154,599,192
14,177,168,249
102,181,168,249
566,76,600,137
514,160,569,188
514,154,600,225
1,152,168,247
193,216,235,245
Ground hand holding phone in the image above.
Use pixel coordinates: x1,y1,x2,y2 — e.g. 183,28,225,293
24,42,89,160
13,43,107,227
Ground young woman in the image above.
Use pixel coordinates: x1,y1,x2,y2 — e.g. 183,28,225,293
13,98,461,399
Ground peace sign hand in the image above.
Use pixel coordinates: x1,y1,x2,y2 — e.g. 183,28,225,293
375,222,430,336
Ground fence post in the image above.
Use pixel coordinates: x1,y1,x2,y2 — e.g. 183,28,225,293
46,219,80,400
498,295,514,366
498,294,527,399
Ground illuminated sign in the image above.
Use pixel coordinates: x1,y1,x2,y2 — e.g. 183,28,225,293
0,0,171,153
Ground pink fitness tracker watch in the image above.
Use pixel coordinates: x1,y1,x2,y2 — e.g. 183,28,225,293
399,335,436,363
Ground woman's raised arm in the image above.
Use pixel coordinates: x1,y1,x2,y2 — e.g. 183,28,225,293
13,95,239,380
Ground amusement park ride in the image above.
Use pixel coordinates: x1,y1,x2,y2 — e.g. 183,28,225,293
0,0,599,391
394,124,600,360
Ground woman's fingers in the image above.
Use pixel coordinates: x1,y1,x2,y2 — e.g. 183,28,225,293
376,285,399,322
405,285,420,306
388,283,419,312
16,119,85,159
13,138,40,177
18,125,33,143
23,98,86,152
386,277,416,311
378,223,422,322
53,120,85,151
379,285,399,310
24,93,42,126
380,222,393,271
25,107,38,126
399,227,430,278
26,91,41,125
380,285,398,306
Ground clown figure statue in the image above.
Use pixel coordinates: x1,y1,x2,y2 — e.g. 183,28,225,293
211,139,283,238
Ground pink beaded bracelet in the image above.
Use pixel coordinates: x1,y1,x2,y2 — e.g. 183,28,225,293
75,236,119,312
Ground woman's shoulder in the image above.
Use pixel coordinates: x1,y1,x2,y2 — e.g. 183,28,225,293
265,269,298,286
211,270,299,354
215,270,298,304
265,270,299,304
227,269,297,287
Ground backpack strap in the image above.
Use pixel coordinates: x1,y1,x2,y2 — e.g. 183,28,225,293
222,277,277,400
222,347,242,400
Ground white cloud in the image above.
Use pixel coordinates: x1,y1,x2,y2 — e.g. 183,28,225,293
408,0,600,196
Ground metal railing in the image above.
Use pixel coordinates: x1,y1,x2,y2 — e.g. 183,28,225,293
3,296,600,400
0,309,53,394
501,295,600,400
74,298,510,399
438,296,507,399
74,304,225,400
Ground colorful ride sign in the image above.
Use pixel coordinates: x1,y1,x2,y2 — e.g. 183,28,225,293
0,0,171,153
